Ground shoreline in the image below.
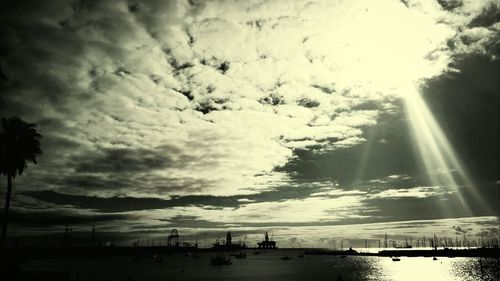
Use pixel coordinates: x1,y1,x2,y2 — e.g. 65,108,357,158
3,246,499,259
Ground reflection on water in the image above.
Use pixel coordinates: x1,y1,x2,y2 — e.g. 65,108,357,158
334,255,499,281
378,257,456,280
21,250,499,281
374,256,485,281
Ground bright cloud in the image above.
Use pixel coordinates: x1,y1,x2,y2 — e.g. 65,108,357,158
1,0,498,228
138,194,371,224
369,185,455,199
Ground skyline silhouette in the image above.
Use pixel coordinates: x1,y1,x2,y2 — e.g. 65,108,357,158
0,0,498,253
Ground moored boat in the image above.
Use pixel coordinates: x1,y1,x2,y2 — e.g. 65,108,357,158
211,255,232,265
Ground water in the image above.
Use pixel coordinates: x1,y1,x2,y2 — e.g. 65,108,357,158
20,250,500,281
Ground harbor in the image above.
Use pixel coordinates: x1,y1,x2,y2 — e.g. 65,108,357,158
9,248,500,281
3,230,499,280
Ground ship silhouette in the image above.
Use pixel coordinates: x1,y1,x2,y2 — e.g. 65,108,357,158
257,232,277,249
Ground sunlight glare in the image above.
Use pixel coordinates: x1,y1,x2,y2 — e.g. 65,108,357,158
402,84,490,216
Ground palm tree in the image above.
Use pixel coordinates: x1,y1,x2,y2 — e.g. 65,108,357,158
0,116,42,249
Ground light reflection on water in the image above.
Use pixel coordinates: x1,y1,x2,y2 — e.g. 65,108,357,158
22,250,500,281
359,256,499,281
375,257,463,281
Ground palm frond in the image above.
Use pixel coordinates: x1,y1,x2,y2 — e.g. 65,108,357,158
0,116,42,177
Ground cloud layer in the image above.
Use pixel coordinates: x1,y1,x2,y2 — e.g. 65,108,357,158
0,0,499,241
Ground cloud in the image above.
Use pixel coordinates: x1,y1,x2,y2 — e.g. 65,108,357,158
2,209,130,228
310,188,367,197
437,0,464,11
468,2,500,28
367,174,414,185
452,225,472,234
75,147,173,173
369,186,455,199
1,0,498,234
24,190,244,212
0,0,465,197
130,194,372,225
237,198,256,203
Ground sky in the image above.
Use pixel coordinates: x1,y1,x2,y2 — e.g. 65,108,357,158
0,0,499,247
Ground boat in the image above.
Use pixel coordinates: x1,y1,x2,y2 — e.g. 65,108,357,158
211,255,232,265
392,257,401,261
298,253,305,258
339,246,356,258
281,255,291,260
152,254,163,263
281,249,291,260
235,251,247,259
433,256,438,260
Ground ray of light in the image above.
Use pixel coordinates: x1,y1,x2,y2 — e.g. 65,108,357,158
354,125,386,184
402,84,491,216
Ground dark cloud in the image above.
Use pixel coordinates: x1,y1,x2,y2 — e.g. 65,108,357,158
0,7,86,115
468,2,500,28
297,98,320,108
366,222,439,231
436,0,463,11
26,190,239,212
24,185,322,213
76,147,172,173
2,209,130,227
53,174,135,192
364,184,499,221
276,110,421,186
159,215,225,228
423,53,500,185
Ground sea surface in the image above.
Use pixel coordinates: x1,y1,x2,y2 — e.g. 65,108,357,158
20,249,500,281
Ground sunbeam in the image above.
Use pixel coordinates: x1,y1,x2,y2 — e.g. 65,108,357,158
403,84,491,217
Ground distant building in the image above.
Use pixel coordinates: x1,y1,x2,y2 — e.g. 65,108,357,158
164,229,197,248
212,231,247,250
167,229,181,247
257,232,277,249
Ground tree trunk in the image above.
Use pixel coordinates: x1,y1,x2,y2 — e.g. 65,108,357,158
1,173,12,250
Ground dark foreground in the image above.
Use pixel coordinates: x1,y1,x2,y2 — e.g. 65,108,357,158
2,248,499,281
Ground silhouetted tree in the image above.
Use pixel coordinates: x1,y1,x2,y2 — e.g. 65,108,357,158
0,116,42,249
